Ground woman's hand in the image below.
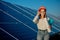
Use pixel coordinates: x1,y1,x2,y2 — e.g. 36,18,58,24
37,11,40,16
47,26,51,33
48,26,51,28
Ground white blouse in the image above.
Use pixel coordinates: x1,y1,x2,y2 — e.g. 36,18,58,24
33,14,51,33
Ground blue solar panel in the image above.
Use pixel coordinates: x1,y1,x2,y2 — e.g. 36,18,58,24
0,0,60,40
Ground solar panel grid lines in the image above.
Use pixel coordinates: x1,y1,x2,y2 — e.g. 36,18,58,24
0,1,32,21
14,4,34,17
0,27,19,40
0,9,37,33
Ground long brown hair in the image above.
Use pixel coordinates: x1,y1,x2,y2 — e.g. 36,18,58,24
38,6,46,19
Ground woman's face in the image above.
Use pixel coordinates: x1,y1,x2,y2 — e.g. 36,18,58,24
40,9,46,16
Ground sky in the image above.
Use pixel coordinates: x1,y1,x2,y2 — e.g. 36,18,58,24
2,0,60,17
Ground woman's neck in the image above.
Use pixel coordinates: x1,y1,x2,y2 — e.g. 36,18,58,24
40,15,45,19
41,17,44,19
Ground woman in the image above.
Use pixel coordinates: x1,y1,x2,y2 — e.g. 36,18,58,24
33,6,52,40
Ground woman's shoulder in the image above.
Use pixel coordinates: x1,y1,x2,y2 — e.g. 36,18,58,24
47,17,54,25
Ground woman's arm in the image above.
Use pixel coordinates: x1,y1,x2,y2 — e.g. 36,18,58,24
47,17,54,33
33,14,39,24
